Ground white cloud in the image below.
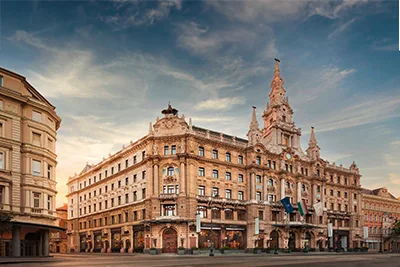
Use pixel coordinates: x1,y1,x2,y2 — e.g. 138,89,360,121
328,17,357,39
370,38,398,51
194,96,246,111
262,39,280,60
389,173,400,186
103,0,182,29
313,96,400,133
308,0,369,19
390,140,400,146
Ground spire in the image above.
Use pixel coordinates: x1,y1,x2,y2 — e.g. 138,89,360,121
274,58,280,74
269,58,286,106
309,126,317,146
249,106,259,130
306,126,320,160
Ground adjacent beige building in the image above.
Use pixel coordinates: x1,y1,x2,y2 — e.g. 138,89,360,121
66,60,363,254
0,67,62,257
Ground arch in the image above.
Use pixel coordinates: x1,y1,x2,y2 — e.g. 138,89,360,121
288,231,296,250
270,230,279,249
162,228,178,253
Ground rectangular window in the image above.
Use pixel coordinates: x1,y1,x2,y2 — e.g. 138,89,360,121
272,161,276,169
47,164,53,179
268,160,271,168
0,152,3,169
171,145,176,155
47,196,52,210
111,198,114,207
198,167,205,177
198,147,204,157
125,177,129,185
111,167,114,175
226,189,231,199
330,189,334,196
125,159,129,168
212,150,218,159
32,160,41,176
142,151,146,160
226,153,231,162
133,174,137,182
226,172,231,181
99,173,102,180
142,171,146,179
111,183,114,190
256,156,261,165
212,187,219,197
118,163,121,172
118,196,121,205
164,146,169,155
0,76,3,87
32,111,42,122
125,193,129,203
133,191,137,201
33,192,40,208
238,174,243,183
256,175,261,183
133,211,137,221
105,170,108,178
238,191,243,200
258,210,264,220
256,192,261,201
212,170,218,178
32,132,41,146
118,180,121,188
238,155,243,164
142,188,146,199
198,186,205,196
133,156,137,164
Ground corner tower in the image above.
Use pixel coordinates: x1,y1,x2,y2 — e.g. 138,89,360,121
261,59,302,151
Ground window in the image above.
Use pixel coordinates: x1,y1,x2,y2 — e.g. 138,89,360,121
111,198,114,207
105,185,108,193
32,111,42,122
330,189,334,196
111,167,114,175
272,161,276,169
338,204,341,211
47,196,52,210
212,187,219,197
33,192,40,208
226,153,231,162
133,174,137,182
133,191,137,201
238,155,243,164
305,168,308,176
256,192,261,201
105,200,108,209
125,177,129,185
268,194,276,202
256,156,261,165
133,211,137,221
226,172,231,181
118,180,122,188
32,160,41,176
142,171,146,179
111,183,114,190
212,150,218,159
267,160,271,168
226,189,231,199
337,191,341,197
198,167,205,177
330,203,334,210
238,174,243,183
317,185,321,193
105,170,108,177
167,167,175,176
0,76,3,87
133,156,137,164
32,132,41,146
125,159,129,168
256,175,261,183
337,176,341,184
142,151,145,159
198,186,205,196
0,152,4,169
354,193,357,200
99,173,102,180
125,212,129,222
212,170,218,178
285,181,290,189
171,145,176,155
302,184,306,192
258,210,264,220
238,191,243,200
225,209,233,220
164,146,169,155
198,147,204,157
142,188,146,199
118,196,121,205
268,179,274,186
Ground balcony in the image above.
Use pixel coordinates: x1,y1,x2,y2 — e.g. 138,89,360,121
196,195,247,206
31,208,43,214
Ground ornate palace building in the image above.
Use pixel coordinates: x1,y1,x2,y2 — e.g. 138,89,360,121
49,203,68,253
66,60,363,254
361,187,400,252
0,67,62,257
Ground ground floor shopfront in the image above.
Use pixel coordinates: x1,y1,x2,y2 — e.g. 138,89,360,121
0,222,64,257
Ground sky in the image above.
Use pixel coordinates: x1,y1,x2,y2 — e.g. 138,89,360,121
0,0,399,206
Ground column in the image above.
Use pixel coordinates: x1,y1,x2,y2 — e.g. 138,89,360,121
153,164,159,196
250,173,255,200
289,136,292,147
297,181,301,202
4,186,10,205
321,185,326,210
280,178,285,199
312,184,316,205
12,226,21,257
43,193,48,211
180,162,186,195
42,229,49,256
25,190,30,213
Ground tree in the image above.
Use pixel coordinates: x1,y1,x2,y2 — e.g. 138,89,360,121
0,214,12,237
392,220,400,236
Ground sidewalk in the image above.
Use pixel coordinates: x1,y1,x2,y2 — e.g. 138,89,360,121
0,256,59,265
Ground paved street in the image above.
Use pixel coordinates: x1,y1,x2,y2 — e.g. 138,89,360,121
1,253,400,267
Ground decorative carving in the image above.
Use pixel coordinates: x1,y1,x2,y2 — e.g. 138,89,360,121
153,144,158,155
179,139,185,153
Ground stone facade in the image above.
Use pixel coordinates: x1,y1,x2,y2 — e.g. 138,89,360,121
361,187,400,251
66,60,363,254
49,204,68,253
0,67,61,257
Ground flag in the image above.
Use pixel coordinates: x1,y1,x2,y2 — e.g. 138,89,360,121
280,197,294,213
297,199,309,216
313,201,323,217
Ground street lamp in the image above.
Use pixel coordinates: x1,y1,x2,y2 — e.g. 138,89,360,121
379,212,391,253
209,194,219,256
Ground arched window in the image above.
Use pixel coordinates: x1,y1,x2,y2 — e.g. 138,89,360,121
285,181,290,189
302,184,306,192
268,179,274,186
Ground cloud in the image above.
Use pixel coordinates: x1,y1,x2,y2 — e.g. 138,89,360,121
313,96,400,133
328,17,357,39
308,0,369,19
194,96,246,111
262,39,280,60
370,38,398,51
102,0,182,29
389,173,400,186
391,140,400,146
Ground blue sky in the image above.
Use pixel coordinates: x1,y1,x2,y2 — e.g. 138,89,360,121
0,0,399,206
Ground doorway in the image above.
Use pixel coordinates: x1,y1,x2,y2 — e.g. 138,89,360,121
162,228,177,253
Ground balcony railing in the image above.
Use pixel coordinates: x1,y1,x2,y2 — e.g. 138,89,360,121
32,208,43,213
159,193,178,200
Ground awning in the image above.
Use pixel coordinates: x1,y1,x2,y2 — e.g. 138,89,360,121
11,221,65,231
226,228,245,231
201,227,221,230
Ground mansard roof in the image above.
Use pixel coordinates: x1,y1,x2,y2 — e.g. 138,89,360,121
362,187,397,199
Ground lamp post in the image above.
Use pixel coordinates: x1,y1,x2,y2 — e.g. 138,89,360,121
379,212,391,253
209,194,219,256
